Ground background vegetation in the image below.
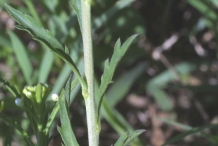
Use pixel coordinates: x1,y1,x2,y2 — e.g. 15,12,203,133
0,0,218,145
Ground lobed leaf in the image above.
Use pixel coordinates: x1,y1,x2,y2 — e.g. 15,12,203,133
97,34,138,120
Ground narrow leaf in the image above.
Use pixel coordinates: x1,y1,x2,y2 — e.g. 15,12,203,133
97,34,138,120
65,75,72,107
58,99,79,146
69,0,82,33
123,129,146,145
0,78,20,97
5,4,86,89
0,115,34,146
114,132,128,146
163,124,218,145
4,127,12,146
8,31,33,84
5,4,63,50
38,49,54,83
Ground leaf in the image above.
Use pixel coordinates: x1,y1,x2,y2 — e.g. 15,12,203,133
0,115,34,146
58,98,79,146
4,127,12,146
69,0,82,33
114,132,128,146
8,31,33,84
5,4,63,50
93,0,135,31
123,130,146,145
163,124,218,146
38,49,54,83
45,89,65,136
5,4,86,89
97,34,138,120
114,130,146,146
65,75,72,107
0,78,20,97
106,62,146,106
0,101,4,112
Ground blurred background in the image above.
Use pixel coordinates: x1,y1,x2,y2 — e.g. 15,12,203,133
1,0,218,145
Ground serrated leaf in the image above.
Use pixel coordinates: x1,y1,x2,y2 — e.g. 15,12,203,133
58,99,79,146
69,0,82,33
0,115,34,146
0,78,20,97
8,31,33,84
97,34,138,120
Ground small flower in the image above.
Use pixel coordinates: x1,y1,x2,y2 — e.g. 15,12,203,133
15,98,23,106
51,94,59,101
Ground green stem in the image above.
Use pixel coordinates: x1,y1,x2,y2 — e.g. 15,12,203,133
81,0,99,146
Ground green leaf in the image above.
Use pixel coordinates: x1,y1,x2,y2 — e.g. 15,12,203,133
163,124,218,145
69,0,82,33
114,129,146,146
5,4,86,89
93,0,135,31
8,31,33,84
97,34,138,120
106,62,146,106
123,130,146,145
58,98,79,146
0,101,4,112
0,115,34,146
65,75,72,107
38,49,54,83
114,132,128,146
5,4,63,50
4,127,12,146
0,78,20,97
45,89,65,136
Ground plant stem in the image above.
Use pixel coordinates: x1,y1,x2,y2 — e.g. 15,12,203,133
81,0,99,146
